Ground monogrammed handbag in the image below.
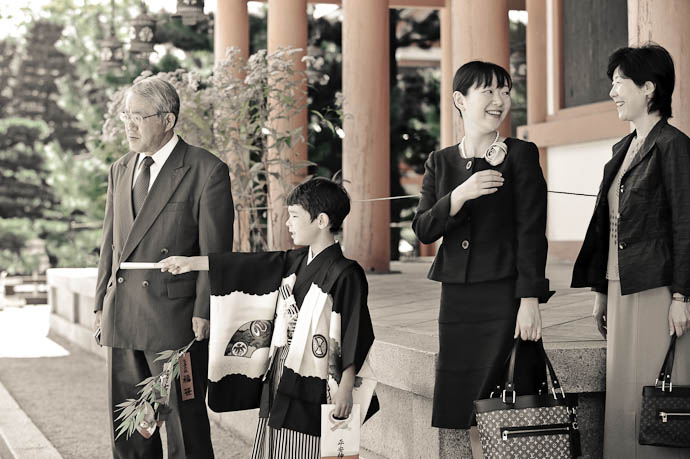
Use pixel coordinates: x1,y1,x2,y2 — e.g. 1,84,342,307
639,334,690,447
474,340,581,459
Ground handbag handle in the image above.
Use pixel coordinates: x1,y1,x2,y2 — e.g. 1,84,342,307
656,334,677,391
501,339,564,403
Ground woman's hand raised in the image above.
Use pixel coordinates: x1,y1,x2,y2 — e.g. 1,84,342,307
449,170,504,216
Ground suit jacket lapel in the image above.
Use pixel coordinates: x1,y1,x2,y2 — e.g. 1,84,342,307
622,118,665,177
121,139,191,262
598,134,633,208
115,153,137,243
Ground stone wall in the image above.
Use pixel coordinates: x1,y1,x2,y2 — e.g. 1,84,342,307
48,268,605,458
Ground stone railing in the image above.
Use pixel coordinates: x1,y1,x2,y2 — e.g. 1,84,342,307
47,268,605,459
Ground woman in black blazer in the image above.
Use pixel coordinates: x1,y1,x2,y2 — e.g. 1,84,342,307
413,61,552,454
572,44,690,458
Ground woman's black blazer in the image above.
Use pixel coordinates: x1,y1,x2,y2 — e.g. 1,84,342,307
571,119,690,296
412,137,552,302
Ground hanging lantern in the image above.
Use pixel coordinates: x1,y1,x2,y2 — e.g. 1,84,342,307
176,0,206,26
100,27,124,70
129,8,156,56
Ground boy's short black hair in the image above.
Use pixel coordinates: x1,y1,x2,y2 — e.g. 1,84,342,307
452,60,512,96
286,177,351,233
607,43,675,119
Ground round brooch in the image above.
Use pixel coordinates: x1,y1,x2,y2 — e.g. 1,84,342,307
485,141,508,166
459,131,508,167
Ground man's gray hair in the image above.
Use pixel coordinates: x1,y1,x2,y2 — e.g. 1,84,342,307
128,77,180,127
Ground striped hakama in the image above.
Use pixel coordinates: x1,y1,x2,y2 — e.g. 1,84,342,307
251,337,321,458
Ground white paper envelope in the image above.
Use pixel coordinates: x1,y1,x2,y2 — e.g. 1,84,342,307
120,262,162,270
320,404,360,459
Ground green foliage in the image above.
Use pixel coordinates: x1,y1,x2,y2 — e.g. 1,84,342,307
0,219,40,274
0,118,57,219
154,12,212,52
510,19,527,136
0,117,62,273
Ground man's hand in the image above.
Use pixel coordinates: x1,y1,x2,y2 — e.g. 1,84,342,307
192,317,210,341
514,297,542,341
94,310,102,333
593,292,607,339
669,300,690,337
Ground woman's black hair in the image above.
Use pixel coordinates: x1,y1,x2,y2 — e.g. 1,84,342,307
607,43,675,119
452,60,512,95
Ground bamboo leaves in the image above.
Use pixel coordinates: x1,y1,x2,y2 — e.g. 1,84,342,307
113,338,196,440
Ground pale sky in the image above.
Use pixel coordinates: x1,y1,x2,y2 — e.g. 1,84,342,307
0,1,343,38
0,2,525,39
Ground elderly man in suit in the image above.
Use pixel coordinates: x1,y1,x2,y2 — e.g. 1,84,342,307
94,77,234,459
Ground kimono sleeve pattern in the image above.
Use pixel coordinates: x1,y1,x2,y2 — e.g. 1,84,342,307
329,263,375,377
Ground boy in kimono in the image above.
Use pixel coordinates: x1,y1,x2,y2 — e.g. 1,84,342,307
161,177,377,459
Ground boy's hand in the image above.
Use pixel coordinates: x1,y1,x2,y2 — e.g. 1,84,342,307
332,365,356,419
160,256,209,274
332,386,353,419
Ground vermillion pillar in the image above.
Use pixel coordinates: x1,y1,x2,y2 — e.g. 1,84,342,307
419,0,452,258
342,0,390,272
628,0,690,133
266,0,308,250
214,0,250,250
214,0,249,65
526,0,548,174
440,0,454,149
450,0,511,138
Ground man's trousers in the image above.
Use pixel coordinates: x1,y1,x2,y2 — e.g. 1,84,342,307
108,340,214,459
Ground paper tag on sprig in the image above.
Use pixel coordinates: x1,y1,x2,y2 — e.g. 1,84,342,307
136,402,157,439
155,362,173,406
179,352,195,401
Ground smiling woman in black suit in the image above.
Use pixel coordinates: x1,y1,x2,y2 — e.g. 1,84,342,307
413,61,552,457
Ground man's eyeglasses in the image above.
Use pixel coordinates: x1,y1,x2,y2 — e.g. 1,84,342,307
119,112,167,124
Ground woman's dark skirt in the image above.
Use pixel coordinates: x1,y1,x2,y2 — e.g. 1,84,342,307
432,278,546,429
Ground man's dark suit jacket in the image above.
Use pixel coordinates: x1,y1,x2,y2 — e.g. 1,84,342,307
413,138,552,302
95,137,234,352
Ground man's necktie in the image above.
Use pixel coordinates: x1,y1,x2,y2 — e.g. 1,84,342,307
132,156,154,218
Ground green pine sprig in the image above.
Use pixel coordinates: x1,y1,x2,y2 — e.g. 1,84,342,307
114,338,196,440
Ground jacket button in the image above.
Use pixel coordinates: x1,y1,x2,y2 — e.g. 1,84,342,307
466,161,472,170
619,185,624,193
117,277,125,284
161,248,169,255
461,240,470,250
111,244,115,250
619,242,627,250
142,280,149,288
